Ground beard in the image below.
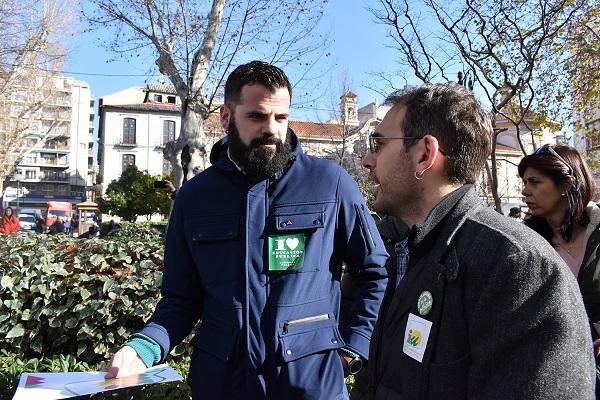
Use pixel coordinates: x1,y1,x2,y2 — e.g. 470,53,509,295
227,115,292,181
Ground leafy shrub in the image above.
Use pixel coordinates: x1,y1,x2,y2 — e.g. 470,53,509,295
0,226,165,362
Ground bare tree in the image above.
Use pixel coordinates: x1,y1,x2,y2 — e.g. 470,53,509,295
370,0,586,212
85,0,331,188
0,0,75,197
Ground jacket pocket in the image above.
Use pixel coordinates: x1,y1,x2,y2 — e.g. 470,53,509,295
270,207,325,273
193,316,238,361
355,204,375,254
279,313,344,362
427,353,470,399
186,214,240,284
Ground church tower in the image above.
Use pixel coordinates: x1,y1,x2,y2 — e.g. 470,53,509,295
339,91,359,127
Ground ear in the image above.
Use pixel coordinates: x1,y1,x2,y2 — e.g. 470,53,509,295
414,135,443,176
220,104,232,131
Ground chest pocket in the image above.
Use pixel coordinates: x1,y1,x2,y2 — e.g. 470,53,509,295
269,208,325,273
188,214,241,285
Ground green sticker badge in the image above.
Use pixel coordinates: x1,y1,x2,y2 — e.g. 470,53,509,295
268,233,305,271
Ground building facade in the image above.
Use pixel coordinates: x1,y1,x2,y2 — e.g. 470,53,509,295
97,85,565,214
97,84,183,190
3,76,95,213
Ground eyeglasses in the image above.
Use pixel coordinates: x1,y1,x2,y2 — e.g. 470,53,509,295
368,133,447,155
532,144,573,175
368,133,417,154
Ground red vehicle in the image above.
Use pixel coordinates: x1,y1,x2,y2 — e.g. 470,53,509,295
45,201,72,227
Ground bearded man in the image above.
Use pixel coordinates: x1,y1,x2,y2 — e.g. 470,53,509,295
104,61,388,400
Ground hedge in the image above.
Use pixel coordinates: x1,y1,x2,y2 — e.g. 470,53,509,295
0,224,168,362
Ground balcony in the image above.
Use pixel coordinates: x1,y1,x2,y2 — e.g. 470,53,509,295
40,175,69,182
39,158,69,168
115,140,137,147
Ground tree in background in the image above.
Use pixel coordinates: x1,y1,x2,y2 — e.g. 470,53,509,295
0,0,75,197
565,5,600,166
85,0,331,188
370,0,587,212
99,166,172,221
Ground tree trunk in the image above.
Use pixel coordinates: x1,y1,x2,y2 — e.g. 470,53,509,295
163,99,210,188
490,120,504,214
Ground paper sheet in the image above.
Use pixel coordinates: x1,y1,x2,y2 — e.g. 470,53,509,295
12,364,183,400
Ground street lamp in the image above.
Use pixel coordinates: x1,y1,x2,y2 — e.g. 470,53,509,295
14,171,22,214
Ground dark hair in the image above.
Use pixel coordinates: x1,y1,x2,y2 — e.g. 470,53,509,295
224,61,292,107
509,207,521,217
518,144,595,243
3,207,14,216
384,83,492,184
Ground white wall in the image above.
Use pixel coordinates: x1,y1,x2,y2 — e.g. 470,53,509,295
101,109,181,188
67,80,94,188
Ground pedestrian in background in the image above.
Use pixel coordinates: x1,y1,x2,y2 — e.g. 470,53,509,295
34,210,46,233
508,206,523,221
0,207,21,234
519,144,600,395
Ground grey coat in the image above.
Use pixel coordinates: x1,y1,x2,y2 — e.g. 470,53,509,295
352,185,595,400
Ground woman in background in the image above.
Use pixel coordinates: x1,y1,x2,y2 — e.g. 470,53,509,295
519,144,600,393
0,207,21,234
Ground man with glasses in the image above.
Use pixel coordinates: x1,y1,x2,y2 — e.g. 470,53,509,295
351,84,595,399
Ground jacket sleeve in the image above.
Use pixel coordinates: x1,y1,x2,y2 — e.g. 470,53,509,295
139,194,205,362
467,249,595,399
336,169,388,361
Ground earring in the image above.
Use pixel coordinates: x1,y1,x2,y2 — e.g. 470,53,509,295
561,193,566,197
414,170,424,180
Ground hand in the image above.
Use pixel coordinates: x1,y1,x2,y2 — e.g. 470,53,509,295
339,353,353,378
104,346,147,379
164,181,176,194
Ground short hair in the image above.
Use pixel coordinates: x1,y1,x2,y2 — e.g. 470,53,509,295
224,61,292,107
518,144,595,242
384,83,492,184
509,207,521,217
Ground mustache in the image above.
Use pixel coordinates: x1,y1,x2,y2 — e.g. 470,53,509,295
250,136,283,147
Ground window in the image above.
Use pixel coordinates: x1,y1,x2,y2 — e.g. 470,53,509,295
122,118,136,144
167,96,176,104
122,154,136,170
25,170,37,179
41,184,54,195
163,120,176,144
154,94,163,102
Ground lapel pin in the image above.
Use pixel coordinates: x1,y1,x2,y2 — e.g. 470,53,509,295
417,290,433,316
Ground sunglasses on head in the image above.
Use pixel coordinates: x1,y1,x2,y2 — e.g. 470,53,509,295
532,144,573,175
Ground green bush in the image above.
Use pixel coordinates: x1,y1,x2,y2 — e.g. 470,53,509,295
0,224,165,362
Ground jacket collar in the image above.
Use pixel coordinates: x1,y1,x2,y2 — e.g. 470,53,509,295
408,185,479,255
376,215,409,242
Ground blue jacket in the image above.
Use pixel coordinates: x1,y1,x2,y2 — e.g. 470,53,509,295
140,131,388,399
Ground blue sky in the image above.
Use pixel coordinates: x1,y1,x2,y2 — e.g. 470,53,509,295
65,0,406,122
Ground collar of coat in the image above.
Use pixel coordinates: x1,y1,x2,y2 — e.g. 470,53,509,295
408,184,480,256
